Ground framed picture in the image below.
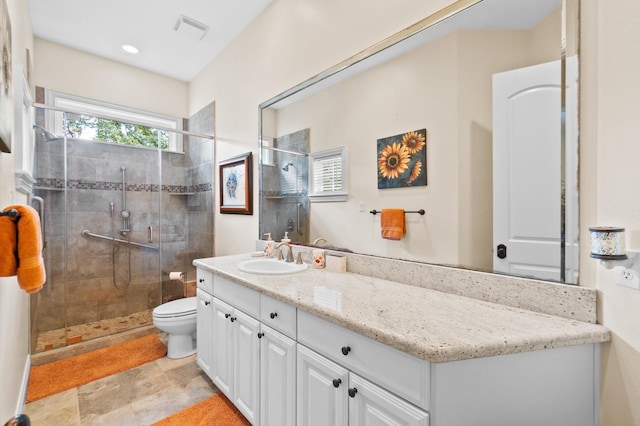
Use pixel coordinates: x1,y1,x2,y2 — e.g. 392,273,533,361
377,129,427,189
219,152,253,214
0,0,13,153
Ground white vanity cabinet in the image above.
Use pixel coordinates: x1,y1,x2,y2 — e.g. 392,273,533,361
205,272,297,426
297,344,429,426
195,268,214,377
211,293,261,424
195,288,213,377
259,323,297,426
297,313,430,426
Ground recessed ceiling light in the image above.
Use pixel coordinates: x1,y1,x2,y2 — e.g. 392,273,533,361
122,44,139,54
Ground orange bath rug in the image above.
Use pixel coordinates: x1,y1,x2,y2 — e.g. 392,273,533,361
152,393,251,426
26,334,167,403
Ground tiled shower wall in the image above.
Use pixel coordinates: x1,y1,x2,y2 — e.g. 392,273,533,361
31,99,215,349
260,128,309,243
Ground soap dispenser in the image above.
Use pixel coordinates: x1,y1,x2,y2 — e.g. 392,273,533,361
282,232,291,243
264,233,275,258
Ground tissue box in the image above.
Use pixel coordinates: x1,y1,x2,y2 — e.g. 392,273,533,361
325,254,347,273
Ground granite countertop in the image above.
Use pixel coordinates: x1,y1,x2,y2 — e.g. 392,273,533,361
194,254,610,363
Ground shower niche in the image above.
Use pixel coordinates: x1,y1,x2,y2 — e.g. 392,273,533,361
259,128,309,244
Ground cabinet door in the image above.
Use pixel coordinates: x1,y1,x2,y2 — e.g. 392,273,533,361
196,289,213,378
234,308,261,425
297,344,348,426
260,325,296,426
211,297,234,397
349,374,429,426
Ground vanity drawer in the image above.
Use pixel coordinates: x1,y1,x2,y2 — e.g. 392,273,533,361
261,294,296,339
196,268,213,295
213,275,260,319
297,310,430,410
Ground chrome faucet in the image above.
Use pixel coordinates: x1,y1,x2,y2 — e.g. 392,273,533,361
276,242,294,263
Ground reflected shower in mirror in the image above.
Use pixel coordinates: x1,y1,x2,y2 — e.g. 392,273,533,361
259,0,579,284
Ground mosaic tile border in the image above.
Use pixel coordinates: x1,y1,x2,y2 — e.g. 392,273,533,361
36,178,212,194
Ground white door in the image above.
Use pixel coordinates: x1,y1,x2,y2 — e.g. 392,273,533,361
196,289,213,378
348,374,429,426
234,309,261,425
493,59,578,283
297,344,348,426
260,325,297,426
211,297,234,397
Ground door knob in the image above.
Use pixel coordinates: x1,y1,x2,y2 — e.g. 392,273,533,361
348,387,358,398
270,312,278,319
332,379,342,388
497,244,507,259
341,346,351,356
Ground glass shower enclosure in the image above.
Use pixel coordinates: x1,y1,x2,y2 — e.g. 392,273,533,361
30,99,215,354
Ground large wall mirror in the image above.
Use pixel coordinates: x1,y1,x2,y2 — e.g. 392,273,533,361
259,0,580,284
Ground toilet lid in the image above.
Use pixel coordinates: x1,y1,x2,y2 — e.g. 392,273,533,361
153,297,197,318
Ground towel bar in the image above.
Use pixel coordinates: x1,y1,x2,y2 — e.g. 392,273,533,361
0,209,20,219
369,209,425,215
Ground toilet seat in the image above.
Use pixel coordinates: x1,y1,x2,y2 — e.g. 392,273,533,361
153,297,197,318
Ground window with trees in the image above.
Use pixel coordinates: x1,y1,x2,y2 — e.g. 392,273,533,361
45,91,183,151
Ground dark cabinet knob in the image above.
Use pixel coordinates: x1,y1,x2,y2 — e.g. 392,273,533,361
199,278,204,283
204,301,210,306
224,313,230,318
270,312,278,319
257,332,264,339
348,387,358,398
341,346,351,356
332,379,342,388
230,317,236,322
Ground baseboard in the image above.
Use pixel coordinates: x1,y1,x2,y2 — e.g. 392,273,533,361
16,354,30,414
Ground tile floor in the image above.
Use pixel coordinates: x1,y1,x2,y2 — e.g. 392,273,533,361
34,311,154,353
24,352,218,425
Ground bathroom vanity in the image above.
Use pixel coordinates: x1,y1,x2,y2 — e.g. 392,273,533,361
194,253,609,426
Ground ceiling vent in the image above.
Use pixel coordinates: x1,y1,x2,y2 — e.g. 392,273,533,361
174,15,209,41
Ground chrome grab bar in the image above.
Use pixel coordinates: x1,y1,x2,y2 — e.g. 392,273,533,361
81,229,158,250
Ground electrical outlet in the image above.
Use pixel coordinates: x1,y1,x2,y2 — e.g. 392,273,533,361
615,266,640,289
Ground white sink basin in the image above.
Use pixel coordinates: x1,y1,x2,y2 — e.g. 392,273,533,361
238,258,308,275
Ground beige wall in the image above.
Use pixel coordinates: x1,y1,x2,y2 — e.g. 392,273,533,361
580,0,640,424
0,0,33,421
189,0,457,256
34,38,188,118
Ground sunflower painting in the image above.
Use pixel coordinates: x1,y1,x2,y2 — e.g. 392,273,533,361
377,129,427,189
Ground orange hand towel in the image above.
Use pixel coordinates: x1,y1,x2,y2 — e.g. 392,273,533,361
0,212,18,276
380,209,406,240
6,205,46,293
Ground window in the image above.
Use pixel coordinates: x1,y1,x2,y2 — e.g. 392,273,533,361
308,147,347,202
45,90,183,151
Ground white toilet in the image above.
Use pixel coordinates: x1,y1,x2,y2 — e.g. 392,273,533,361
152,297,197,359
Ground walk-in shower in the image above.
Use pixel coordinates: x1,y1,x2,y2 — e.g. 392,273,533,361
30,97,216,355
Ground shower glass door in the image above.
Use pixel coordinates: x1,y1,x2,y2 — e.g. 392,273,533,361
32,110,163,353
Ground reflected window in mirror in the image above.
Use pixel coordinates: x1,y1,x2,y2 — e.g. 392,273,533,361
309,147,347,202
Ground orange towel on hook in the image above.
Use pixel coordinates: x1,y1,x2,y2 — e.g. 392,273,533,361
0,212,18,276
380,209,406,240
1,205,46,293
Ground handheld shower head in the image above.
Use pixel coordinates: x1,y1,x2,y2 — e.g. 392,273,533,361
33,124,59,142
282,162,294,171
